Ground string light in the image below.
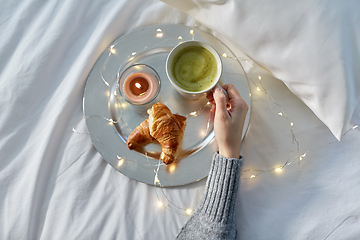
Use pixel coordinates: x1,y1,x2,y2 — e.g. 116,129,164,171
240,75,321,178
110,46,116,54
108,119,114,125
76,29,360,240
78,24,360,215
81,27,360,228
169,164,176,173
117,159,124,167
156,29,162,37
219,51,238,60
121,102,129,109
154,175,160,184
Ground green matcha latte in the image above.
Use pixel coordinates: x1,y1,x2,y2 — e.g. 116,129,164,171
171,46,218,92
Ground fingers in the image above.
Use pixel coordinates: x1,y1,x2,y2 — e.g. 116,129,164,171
206,91,214,102
213,86,228,118
207,84,240,102
221,84,248,114
221,84,241,100
206,89,216,112
207,84,247,114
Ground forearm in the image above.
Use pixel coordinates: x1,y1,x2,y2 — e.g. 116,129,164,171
176,152,243,240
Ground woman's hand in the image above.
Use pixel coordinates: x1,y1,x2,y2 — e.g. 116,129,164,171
207,84,248,159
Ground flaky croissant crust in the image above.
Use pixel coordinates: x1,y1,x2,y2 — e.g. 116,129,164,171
126,119,153,150
126,102,186,165
148,103,187,164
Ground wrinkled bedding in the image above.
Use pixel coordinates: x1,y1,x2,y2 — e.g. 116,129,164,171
1,0,359,239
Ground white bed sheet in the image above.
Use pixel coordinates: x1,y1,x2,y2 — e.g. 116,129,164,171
1,0,359,239
161,0,360,141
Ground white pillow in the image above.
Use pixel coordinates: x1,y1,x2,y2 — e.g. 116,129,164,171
161,0,360,140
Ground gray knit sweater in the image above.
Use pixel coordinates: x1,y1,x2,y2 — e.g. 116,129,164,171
176,152,243,240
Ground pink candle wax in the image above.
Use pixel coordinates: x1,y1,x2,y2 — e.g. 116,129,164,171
123,72,159,104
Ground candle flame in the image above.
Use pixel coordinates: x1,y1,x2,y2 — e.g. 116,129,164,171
135,82,142,89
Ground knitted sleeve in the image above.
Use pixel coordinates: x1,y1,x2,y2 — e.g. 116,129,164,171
176,152,243,240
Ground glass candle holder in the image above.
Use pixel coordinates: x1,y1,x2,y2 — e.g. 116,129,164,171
119,64,161,111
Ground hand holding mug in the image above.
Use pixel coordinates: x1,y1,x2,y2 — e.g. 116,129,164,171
207,84,248,159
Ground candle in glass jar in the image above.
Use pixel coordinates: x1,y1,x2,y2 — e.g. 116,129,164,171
123,72,159,104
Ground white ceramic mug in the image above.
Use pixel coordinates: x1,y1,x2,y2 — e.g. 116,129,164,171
166,40,223,100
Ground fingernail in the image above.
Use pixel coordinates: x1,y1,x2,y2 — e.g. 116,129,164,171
214,87,221,93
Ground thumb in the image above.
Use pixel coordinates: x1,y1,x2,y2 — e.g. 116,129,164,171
213,87,228,118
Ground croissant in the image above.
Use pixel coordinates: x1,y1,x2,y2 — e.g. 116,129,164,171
148,103,187,165
126,113,186,151
126,119,154,150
